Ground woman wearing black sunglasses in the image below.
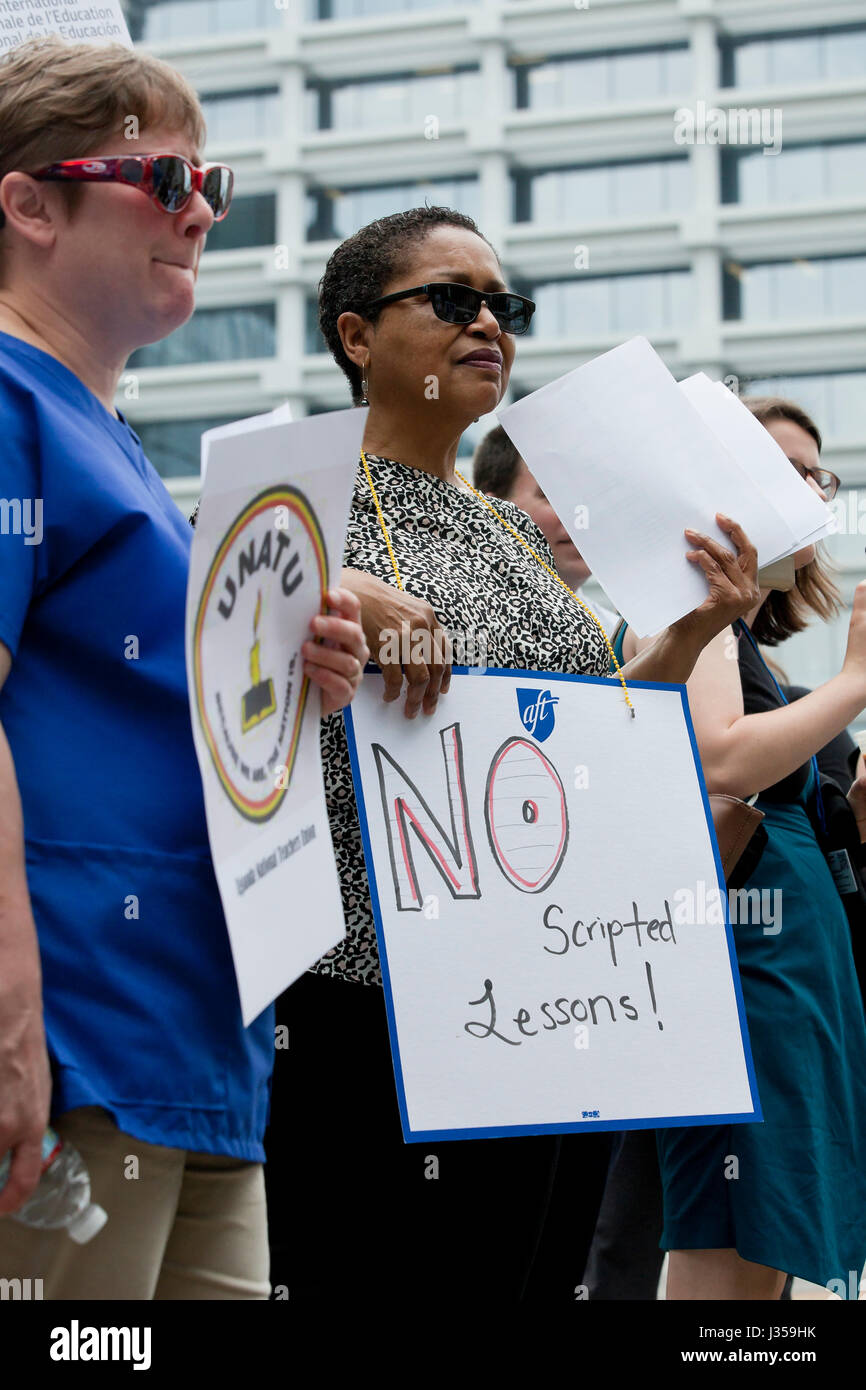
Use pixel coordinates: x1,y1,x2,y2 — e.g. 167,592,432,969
264,205,762,1305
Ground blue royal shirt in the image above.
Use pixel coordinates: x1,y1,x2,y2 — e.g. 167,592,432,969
0,331,273,1159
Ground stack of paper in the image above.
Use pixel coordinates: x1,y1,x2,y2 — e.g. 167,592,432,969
496,337,833,637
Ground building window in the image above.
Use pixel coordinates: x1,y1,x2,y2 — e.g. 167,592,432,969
308,67,478,132
456,415,491,459
200,89,281,145
721,140,866,205
204,194,277,252
515,46,690,111
305,298,327,355
743,372,866,440
129,0,282,42
309,0,472,16
309,395,481,457
528,270,693,337
721,25,866,87
306,176,480,240
516,158,690,223
724,256,866,322
129,304,277,368
131,416,241,478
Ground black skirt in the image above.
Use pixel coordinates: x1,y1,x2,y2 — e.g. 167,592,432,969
264,971,612,1305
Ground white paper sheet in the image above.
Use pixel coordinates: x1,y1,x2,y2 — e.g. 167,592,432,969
186,408,364,1023
201,403,293,482
496,338,827,636
679,376,834,558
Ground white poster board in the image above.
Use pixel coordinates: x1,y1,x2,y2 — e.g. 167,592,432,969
344,669,761,1141
186,408,365,1024
0,0,132,54
497,337,832,636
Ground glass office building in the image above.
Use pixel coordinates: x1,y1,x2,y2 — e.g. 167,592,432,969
121,0,866,688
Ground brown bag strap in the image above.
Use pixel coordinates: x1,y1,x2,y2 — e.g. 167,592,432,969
709,793,765,881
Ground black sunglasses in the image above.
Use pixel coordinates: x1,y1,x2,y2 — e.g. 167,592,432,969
363,282,536,335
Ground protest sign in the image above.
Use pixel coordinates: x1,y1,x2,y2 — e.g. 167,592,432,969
186,408,365,1024
345,668,760,1141
0,0,131,53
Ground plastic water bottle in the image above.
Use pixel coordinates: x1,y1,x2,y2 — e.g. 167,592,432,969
0,1127,107,1244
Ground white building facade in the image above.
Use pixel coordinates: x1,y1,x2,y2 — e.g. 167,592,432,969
123,0,866,689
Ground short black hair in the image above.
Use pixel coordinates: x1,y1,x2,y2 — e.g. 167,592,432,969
317,205,496,405
472,425,522,497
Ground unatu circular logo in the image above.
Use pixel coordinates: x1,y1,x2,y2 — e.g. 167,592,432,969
192,486,327,822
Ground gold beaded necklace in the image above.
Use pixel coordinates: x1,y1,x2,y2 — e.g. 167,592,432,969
359,448,634,715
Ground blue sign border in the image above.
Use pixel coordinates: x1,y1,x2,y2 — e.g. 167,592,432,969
344,665,762,1143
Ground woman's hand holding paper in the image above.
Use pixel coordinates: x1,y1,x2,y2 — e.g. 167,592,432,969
673,513,761,644
622,514,760,685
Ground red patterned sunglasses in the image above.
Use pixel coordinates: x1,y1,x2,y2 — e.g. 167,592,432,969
29,155,234,221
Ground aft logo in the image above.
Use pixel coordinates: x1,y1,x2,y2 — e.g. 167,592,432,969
516,688,559,742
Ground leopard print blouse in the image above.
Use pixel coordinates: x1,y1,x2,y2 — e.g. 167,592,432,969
312,453,611,986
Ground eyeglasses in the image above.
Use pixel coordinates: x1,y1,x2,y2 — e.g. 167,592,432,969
29,155,234,221
363,282,536,335
790,459,840,501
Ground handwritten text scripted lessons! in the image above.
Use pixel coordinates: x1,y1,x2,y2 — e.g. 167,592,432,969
371,721,703,1046
465,901,675,1047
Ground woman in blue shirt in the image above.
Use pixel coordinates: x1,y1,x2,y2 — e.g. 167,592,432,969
0,36,367,1299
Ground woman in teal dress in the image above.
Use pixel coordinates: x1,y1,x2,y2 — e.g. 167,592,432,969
620,395,866,1299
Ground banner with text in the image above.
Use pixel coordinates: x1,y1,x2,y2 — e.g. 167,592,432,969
345,669,761,1141
0,0,131,53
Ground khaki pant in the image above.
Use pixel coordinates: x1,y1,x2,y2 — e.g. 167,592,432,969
0,1106,270,1300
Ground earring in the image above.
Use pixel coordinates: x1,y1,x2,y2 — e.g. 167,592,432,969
361,359,370,406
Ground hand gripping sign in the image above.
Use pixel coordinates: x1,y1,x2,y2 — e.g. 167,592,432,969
344,668,760,1141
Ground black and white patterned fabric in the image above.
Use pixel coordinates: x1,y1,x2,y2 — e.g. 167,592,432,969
314,453,612,986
